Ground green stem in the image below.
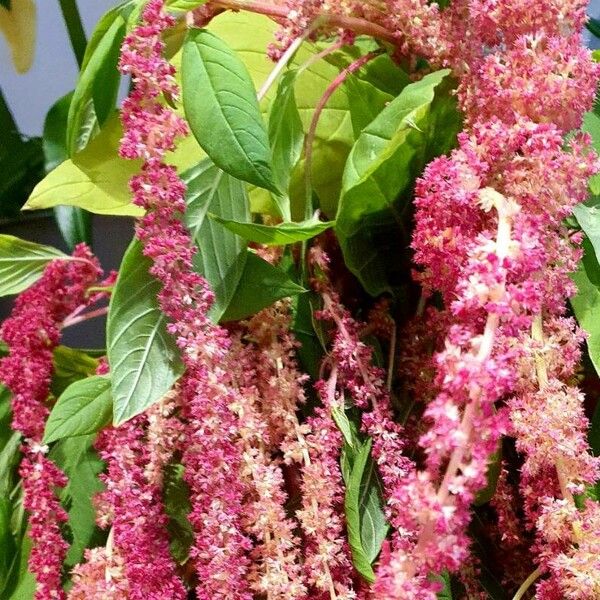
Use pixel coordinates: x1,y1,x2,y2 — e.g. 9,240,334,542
58,0,87,68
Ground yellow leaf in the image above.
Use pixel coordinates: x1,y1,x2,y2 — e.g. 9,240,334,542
0,0,36,73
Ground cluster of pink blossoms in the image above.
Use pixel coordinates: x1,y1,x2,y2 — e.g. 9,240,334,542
0,245,101,600
60,0,600,598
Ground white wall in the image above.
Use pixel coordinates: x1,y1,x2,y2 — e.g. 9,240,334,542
0,1,118,137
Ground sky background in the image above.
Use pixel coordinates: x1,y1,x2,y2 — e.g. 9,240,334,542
2,0,600,137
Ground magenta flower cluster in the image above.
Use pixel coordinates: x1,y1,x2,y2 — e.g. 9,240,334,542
0,245,101,600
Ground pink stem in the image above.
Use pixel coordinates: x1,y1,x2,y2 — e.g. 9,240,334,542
63,306,109,328
212,0,398,43
304,51,379,211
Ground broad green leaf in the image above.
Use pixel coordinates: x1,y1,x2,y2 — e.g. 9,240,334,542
0,498,15,590
571,241,600,376
163,463,194,564
107,240,183,425
344,438,388,583
182,29,278,193
574,196,600,261
44,376,112,444
183,159,250,322
67,8,126,154
25,114,201,217
337,69,461,296
268,69,303,212
209,212,334,245
50,435,105,566
0,235,68,297
290,292,325,380
220,251,306,322
52,346,100,397
53,205,93,250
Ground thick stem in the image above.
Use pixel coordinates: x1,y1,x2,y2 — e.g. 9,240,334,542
58,0,87,68
212,0,397,44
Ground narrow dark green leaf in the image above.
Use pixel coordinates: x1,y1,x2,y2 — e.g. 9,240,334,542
182,29,278,193
107,239,183,425
336,69,461,296
183,158,250,322
67,8,126,154
44,376,112,444
474,443,502,506
582,112,600,194
163,463,194,564
209,212,334,245
268,69,303,208
344,438,389,583
0,235,68,297
43,92,72,172
220,251,306,322
55,206,93,250
50,435,105,566
332,406,356,449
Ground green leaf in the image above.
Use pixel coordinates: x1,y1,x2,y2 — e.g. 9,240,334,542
107,239,183,425
344,438,388,583
166,0,209,11
52,346,100,397
209,212,334,245
163,463,194,564
268,69,304,210
474,443,502,506
0,388,20,498
220,251,306,322
67,7,126,154
26,115,143,216
44,376,112,444
182,28,278,193
336,69,461,296
582,112,600,194
183,158,250,322
435,571,453,599
6,533,34,600
574,195,600,261
43,92,93,249
53,205,93,250
50,435,105,566
0,235,69,297
332,406,356,449
343,54,410,139
43,92,72,172
572,240,600,376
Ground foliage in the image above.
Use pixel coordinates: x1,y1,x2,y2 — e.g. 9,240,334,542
1,0,600,599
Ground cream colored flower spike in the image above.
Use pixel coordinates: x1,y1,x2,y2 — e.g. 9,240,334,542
0,0,36,73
